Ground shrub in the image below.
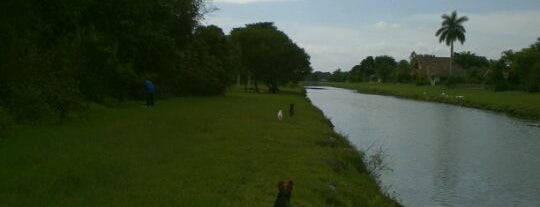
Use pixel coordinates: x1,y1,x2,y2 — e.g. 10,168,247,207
0,106,14,136
444,76,465,88
5,85,56,123
415,75,430,86
524,63,540,92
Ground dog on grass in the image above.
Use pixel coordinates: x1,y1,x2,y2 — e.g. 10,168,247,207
289,104,295,117
274,180,293,207
277,110,283,121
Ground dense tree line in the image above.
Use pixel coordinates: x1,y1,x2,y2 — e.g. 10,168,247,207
488,39,540,92
307,38,540,93
307,55,400,83
0,1,311,123
1,0,211,122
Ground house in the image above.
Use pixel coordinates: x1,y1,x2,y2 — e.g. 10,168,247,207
412,56,463,85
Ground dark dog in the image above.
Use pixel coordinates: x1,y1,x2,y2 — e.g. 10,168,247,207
274,180,293,207
289,104,295,117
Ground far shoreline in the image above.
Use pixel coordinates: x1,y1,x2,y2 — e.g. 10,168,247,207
305,82,540,122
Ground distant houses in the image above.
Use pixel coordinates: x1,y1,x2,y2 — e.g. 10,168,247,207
412,56,463,85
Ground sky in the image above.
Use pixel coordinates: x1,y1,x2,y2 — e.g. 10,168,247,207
204,0,540,72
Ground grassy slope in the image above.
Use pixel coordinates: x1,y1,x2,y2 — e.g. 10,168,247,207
323,82,540,120
0,88,399,207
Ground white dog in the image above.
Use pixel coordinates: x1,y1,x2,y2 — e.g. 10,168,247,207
277,110,283,121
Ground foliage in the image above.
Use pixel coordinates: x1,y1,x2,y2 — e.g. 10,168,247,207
507,39,540,92
435,11,468,47
454,51,489,69
231,22,312,93
436,10,468,75
176,25,237,95
395,60,412,83
310,56,398,83
373,56,397,82
453,51,489,83
415,76,430,86
0,106,14,136
348,65,363,82
329,69,350,82
444,76,465,88
486,39,540,92
305,71,332,82
0,0,244,122
359,56,376,81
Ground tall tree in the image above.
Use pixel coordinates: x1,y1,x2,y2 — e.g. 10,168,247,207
359,56,376,81
435,10,468,75
374,56,397,82
231,22,311,93
396,60,412,82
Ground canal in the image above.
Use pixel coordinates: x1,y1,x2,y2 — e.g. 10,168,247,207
306,87,540,207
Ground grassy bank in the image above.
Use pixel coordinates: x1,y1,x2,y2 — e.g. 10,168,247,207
0,88,399,207
320,82,540,120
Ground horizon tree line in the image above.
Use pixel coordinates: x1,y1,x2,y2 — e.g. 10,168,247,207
306,10,538,92
0,0,312,124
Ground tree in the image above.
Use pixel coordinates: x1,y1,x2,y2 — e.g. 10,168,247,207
436,10,468,75
396,60,412,82
349,64,363,82
329,69,349,82
454,51,490,83
304,71,331,82
359,56,376,81
0,0,224,122
486,58,510,91
177,25,237,95
231,22,312,93
508,38,540,92
374,56,397,82
454,51,489,70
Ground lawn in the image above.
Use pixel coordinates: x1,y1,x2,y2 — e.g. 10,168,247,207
322,82,540,120
0,88,399,207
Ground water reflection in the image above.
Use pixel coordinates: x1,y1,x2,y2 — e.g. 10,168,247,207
306,87,540,207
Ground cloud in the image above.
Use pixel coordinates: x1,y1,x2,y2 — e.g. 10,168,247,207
408,10,540,59
374,21,399,31
213,0,296,4
206,8,540,72
289,9,540,72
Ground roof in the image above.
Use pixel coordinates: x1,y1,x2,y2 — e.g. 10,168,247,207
416,56,463,77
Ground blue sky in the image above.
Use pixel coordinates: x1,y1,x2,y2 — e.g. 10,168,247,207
205,0,540,72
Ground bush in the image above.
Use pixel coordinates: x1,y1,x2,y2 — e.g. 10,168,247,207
5,85,56,123
0,0,218,123
0,106,14,137
524,63,540,92
485,63,509,92
415,75,430,86
464,66,488,83
444,76,465,88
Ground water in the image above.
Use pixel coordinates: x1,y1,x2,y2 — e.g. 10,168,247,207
306,87,540,207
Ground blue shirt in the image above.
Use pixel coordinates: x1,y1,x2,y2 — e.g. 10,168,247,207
144,80,155,94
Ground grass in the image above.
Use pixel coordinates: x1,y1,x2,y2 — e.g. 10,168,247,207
0,87,399,207
320,82,540,120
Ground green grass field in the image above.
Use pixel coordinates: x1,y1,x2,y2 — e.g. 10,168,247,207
0,88,399,207
321,82,540,120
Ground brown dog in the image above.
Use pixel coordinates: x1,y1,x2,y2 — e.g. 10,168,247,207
274,180,293,207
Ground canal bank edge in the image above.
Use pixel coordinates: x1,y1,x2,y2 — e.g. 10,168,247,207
319,84,540,121
302,88,403,206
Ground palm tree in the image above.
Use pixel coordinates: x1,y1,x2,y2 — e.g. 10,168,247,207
436,11,468,75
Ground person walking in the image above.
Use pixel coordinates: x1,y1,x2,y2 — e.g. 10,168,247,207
144,79,155,108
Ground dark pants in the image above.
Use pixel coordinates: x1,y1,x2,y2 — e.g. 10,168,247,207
146,93,154,107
